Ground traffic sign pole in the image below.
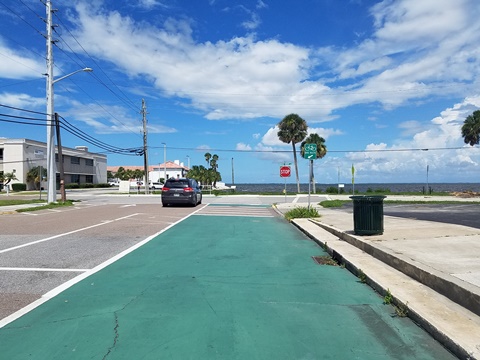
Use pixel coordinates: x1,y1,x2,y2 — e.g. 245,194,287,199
280,164,291,203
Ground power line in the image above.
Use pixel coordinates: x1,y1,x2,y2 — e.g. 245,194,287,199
52,11,140,113
0,0,44,38
150,145,475,154
0,102,142,155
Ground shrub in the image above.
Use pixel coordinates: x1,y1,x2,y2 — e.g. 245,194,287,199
284,206,319,221
65,183,80,189
367,187,391,194
325,186,337,194
12,183,27,191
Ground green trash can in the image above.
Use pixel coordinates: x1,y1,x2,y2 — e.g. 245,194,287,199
350,195,386,235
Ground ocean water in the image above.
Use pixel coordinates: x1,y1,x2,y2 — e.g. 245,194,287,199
226,183,480,194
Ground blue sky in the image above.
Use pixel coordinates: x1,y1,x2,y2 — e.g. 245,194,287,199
1,0,480,184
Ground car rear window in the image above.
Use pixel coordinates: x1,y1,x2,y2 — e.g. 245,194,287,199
165,180,189,188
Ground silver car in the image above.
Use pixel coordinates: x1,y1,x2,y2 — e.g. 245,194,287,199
161,178,202,207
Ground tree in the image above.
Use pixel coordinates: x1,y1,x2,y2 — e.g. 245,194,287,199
115,167,129,181
27,167,47,190
1,171,18,194
461,110,480,146
188,165,209,187
301,133,327,193
132,169,144,182
277,113,308,192
204,153,212,166
200,152,221,187
210,154,219,187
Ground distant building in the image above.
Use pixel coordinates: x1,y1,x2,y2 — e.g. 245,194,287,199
0,138,107,190
108,160,189,183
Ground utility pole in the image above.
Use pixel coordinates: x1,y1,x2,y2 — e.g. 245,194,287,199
45,0,57,203
231,157,235,185
142,99,149,194
55,113,66,202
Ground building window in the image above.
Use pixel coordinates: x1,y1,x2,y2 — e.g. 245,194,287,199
71,174,80,183
71,157,80,165
55,154,64,163
0,148,3,160
85,158,94,166
85,175,93,183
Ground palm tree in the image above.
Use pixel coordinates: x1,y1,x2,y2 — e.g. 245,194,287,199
1,171,18,194
277,113,308,192
27,167,47,190
301,133,327,193
462,110,480,146
204,153,212,167
188,165,209,188
210,154,219,187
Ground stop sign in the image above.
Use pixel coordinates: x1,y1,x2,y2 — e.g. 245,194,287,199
280,165,291,178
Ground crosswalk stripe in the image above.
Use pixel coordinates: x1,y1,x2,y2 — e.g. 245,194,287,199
195,205,274,217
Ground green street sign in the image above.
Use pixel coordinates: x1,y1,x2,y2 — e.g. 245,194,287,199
303,143,317,159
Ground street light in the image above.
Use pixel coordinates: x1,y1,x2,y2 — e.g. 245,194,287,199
46,67,93,203
162,142,167,182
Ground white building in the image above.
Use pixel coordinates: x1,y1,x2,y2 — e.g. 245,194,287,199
0,138,107,190
107,160,189,184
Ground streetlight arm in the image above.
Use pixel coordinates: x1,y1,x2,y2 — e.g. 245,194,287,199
53,68,93,84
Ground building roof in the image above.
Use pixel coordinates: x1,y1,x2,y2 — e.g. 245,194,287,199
108,161,188,173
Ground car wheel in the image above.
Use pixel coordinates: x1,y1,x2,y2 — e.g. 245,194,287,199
162,202,168,207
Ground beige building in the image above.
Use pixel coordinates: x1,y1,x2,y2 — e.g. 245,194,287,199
108,160,189,183
0,138,107,190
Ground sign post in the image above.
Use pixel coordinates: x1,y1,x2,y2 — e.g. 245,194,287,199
303,144,317,208
303,143,317,160
280,165,291,203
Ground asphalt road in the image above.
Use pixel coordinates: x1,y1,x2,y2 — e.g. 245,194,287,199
339,202,480,229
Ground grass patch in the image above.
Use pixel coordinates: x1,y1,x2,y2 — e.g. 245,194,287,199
319,200,351,208
284,206,319,221
0,199,45,207
16,200,76,212
384,200,480,205
319,199,480,207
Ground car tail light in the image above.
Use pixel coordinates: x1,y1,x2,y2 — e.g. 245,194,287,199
184,187,194,192
162,187,170,192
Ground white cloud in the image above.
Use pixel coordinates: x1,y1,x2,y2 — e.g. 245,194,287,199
0,40,44,79
0,92,44,109
308,127,343,140
236,143,252,151
62,101,177,135
62,0,480,123
260,126,283,146
342,95,480,182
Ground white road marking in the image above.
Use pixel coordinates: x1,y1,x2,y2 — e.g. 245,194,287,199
0,208,204,329
0,267,88,272
0,213,140,255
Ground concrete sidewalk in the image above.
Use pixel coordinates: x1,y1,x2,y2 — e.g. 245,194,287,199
274,202,480,359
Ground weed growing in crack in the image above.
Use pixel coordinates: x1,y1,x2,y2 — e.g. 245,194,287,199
384,288,393,305
358,269,367,283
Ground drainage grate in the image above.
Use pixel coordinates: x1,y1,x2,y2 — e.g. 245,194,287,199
312,255,338,266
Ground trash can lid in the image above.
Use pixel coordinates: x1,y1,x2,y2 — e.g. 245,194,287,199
349,195,386,200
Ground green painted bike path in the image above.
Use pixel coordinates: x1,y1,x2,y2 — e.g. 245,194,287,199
0,214,455,359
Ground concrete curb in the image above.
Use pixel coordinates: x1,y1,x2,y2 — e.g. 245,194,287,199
291,218,480,360
309,218,480,318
